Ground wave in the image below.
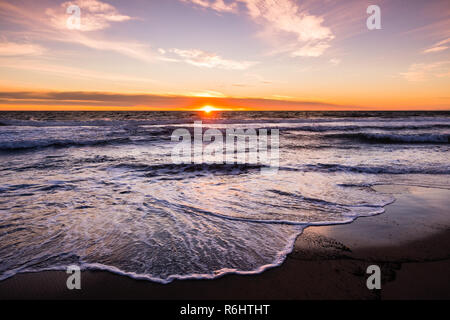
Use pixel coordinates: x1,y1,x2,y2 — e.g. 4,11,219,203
0,119,178,127
281,164,450,175
0,229,302,284
114,162,266,177
0,137,131,151
285,123,450,133
114,162,450,176
322,132,449,144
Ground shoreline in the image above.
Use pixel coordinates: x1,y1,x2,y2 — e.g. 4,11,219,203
0,184,449,300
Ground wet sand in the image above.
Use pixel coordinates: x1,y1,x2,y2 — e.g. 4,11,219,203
0,184,449,300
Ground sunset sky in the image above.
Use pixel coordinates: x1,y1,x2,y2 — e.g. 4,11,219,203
0,0,449,111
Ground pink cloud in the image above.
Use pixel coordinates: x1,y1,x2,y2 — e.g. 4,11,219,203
181,0,237,13
401,61,450,82
0,42,45,56
423,37,450,54
46,0,132,31
181,0,334,57
163,48,257,70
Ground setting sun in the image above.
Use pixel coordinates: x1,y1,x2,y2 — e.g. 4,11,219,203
201,105,216,113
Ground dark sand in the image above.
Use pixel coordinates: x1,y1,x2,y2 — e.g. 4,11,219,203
0,185,449,300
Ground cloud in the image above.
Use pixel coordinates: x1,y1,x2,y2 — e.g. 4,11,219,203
0,58,159,85
400,61,450,82
241,0,333,43
181,0,334,57
424,46,448,53
423,37,450,54
46,0,132,31
163,48,257,70
0,90,352,110
0,1,152,63
0,42,45,56
61,33,155,63
329,58,341,65
189,90,227,97
180,0,237,13
291,42,330,57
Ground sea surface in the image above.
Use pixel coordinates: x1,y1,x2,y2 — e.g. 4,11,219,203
0,111,449,282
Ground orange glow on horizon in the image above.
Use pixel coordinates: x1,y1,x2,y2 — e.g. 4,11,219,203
0,93,449,112
1,103,449,112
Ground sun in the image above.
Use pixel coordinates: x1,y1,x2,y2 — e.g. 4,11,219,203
201,105,215,113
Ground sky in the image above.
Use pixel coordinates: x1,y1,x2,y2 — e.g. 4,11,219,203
0,0,449,111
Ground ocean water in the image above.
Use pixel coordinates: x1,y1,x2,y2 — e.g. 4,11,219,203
0,111,449,283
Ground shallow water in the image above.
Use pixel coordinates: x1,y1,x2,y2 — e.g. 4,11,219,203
0,111,449,282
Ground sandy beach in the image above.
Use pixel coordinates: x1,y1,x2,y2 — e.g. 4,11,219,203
0,184,449,300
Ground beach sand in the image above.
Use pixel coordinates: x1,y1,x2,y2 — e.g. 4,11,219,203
0,184,449,300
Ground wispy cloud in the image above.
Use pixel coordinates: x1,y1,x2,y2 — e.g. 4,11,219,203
162,48,257,70
61,33,155,63
423,37,450,54
242,0,333,42
329,58,341,66
189,90,227,97
401,61,450,82
291,42,330,57
0,57,159,85
0,42,45,56
182,0,334,57
0,1,153,63
46,0,132,31
180,0,237,13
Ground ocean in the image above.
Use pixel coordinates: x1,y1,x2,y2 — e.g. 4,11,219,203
0,111,449,283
